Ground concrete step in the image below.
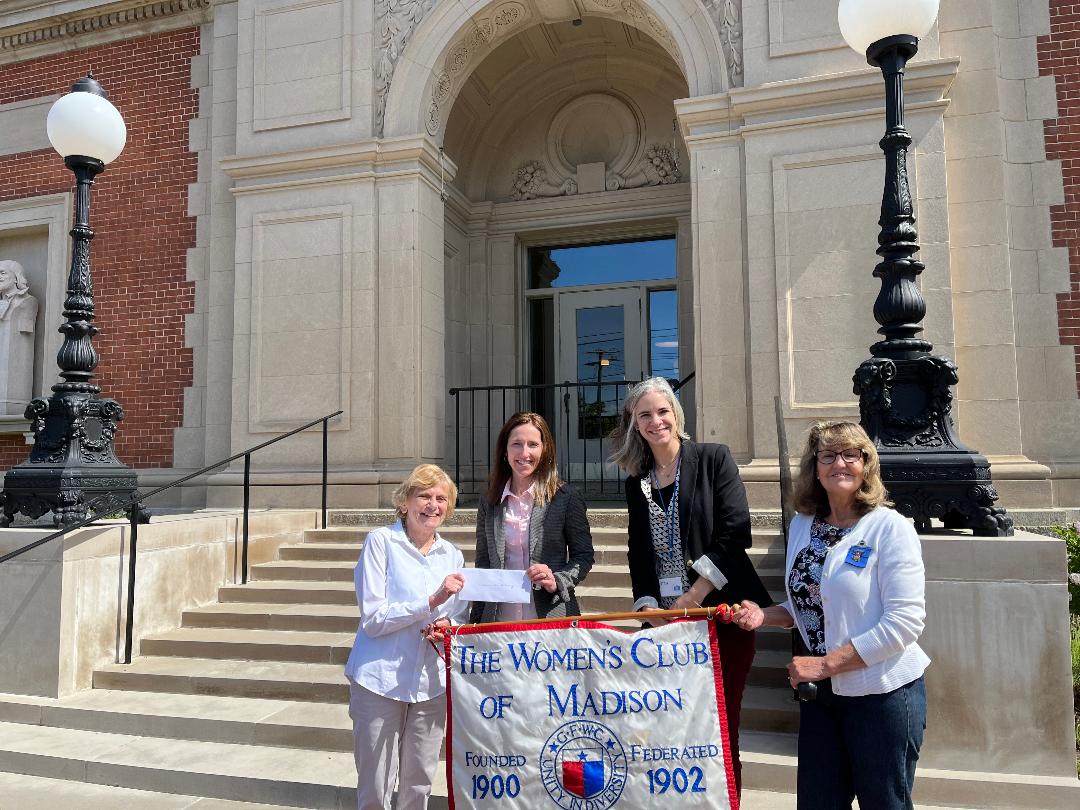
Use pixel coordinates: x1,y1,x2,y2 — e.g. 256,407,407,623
94,657,349,703
218,580,356,606
0,720,358,807
742,686,800,734
141,628,355,666
182,602,359,633
0,691,352,752
251,561,356,583
0,771,307,810
140,626,789,686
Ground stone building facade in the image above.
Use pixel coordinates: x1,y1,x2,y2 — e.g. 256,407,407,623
0,0,1077,510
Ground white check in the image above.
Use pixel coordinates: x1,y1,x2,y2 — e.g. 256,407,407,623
459,568,531,604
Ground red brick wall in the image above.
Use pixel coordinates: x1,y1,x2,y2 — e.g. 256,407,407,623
0,29,199,471
1040,3,1080,396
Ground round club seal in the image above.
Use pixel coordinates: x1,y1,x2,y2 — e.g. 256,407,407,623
538,720,628,808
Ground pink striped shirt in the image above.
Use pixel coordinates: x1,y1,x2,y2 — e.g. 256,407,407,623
497,481,537,621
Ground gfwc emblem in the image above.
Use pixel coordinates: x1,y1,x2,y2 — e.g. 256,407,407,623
539,720,628,808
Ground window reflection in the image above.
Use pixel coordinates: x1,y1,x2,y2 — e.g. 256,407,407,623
649,289,679,379
528,238,676,288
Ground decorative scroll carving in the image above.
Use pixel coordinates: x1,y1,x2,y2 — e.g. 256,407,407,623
609,143,682,190
426,1,529,136
511,161,577,201
511,143,681,200
374,0,438,137
0,0,211,52
702,0,743,87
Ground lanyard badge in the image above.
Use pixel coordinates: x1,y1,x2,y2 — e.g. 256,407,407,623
844,542,872,568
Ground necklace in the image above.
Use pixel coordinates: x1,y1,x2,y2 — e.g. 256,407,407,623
403,521,436,555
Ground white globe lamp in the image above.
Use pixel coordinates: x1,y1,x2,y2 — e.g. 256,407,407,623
838,0,940,60
46,75,127,164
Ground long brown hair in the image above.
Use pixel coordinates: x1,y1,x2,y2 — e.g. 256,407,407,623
485,412,562,506
792,420,890,517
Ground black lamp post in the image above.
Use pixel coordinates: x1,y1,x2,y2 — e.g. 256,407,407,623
0,75,140,527
838,0,1013,536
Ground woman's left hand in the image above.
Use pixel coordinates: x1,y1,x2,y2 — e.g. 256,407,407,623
669,592,702,613
526,563,558,593
788,655,828,685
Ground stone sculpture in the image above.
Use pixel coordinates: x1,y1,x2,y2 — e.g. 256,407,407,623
0,260,38,416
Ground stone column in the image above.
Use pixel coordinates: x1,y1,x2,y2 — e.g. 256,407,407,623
677,99,751,458
375,144,449,466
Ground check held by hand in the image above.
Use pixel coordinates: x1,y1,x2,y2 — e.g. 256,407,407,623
428,572,465,612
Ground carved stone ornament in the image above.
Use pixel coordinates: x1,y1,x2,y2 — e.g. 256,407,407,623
578,0,674,51
0,0,211,52
426,1,530,136
0,259,39,417
511,144,681,201
374,0,438,137
702,0,743,87
511,161,577,201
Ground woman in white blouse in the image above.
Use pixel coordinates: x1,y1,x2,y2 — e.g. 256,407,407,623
343,464,468,810
734,421,930,810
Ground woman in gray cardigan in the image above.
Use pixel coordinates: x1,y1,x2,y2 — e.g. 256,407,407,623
470,412,594,623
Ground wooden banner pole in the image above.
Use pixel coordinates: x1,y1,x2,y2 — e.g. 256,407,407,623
450,605,740,631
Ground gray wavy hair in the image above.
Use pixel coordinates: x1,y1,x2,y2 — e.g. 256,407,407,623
609,377,690,476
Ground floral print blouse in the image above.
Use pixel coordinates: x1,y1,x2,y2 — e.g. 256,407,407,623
788,517,855,655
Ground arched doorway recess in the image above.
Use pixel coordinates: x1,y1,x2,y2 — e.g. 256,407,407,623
427,10,718,491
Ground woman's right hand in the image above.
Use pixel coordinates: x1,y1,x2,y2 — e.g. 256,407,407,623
733,600,764,631
429,573,465,610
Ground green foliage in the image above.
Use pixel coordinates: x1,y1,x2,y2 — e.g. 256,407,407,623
1051,521,1080,615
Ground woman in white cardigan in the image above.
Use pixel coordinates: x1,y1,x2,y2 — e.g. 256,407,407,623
735,420,930,810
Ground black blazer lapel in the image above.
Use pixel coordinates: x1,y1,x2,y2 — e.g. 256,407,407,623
678,440,699,550
528,498,549,563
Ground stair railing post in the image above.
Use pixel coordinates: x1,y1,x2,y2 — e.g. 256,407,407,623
453,390,460,492
242,453,251,585
123,506,138,664
321,417,329,530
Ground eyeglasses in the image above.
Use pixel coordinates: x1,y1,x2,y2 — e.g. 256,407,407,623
816,448,865,465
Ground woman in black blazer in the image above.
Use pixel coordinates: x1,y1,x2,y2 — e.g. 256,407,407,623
611,378,772,796
470,412,594,623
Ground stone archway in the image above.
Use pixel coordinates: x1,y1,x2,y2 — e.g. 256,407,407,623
378,0,741,140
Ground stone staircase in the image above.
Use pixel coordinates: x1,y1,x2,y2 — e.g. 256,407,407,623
0,515,1058,808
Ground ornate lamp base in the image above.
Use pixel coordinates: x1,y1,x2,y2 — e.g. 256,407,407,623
855,355,1014,537
0,393,139,527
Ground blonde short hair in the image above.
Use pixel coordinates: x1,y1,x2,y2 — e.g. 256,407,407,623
391,464,458,520
792,420,890,516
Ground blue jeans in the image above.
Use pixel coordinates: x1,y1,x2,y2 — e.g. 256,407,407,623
796,676,926,810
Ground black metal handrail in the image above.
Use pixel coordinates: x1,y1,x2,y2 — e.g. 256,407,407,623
0,409,343,663
448,373,695,500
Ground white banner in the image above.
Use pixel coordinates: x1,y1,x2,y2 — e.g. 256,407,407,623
446,619,737,810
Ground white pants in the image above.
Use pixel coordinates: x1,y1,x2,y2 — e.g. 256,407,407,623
348,680,446,810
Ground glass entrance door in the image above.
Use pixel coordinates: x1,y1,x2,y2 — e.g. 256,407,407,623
557,288,644,484
524,236,678,495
